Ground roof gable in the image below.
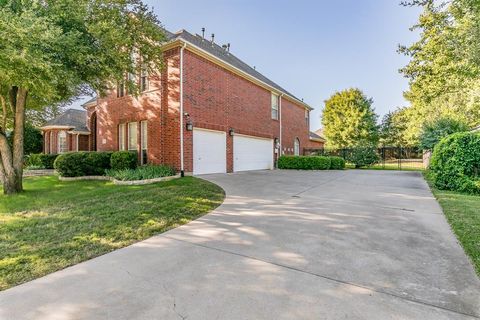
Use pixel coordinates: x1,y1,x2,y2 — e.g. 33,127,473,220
42,109,88,132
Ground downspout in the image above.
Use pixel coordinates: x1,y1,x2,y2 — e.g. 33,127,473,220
180,42,187,177
279,93,284,157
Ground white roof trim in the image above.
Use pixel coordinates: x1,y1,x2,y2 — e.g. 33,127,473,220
40,125,74,130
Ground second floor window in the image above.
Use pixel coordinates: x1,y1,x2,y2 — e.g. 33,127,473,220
140,66,149,92
271,93,279,120
305,109,309,126
117,82,125,98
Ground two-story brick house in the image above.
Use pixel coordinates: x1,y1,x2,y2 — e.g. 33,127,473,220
42,29,322,175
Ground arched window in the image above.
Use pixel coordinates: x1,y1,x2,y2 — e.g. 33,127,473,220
58,131,67,153
294,138,300,156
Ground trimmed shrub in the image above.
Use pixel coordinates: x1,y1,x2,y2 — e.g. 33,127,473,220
111,151,138,170
429,132,480,194
54,152,113,177
346,146,379,168
329,156,346,170
25,153,58,169
106,165,176,181
278,156,331,170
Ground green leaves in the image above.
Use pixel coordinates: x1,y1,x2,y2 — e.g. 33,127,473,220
0,0,166,110
321,88,379,148
399,0,480,144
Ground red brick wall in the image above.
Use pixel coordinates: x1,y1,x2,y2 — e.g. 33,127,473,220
305,140,325,149
78,135,89,151
42,129,72,154
183,50,309,172
85,45,311,172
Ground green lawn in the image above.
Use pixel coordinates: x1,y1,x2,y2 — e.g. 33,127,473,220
425,174,480,276
0,176,224,290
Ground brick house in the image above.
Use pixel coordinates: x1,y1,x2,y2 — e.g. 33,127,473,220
42,29,323,174
41,109,90,154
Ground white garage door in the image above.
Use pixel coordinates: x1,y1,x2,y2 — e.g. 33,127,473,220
193,129,226,175
233,135,274,172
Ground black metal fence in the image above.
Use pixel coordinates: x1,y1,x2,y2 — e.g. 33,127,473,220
303,146,425,170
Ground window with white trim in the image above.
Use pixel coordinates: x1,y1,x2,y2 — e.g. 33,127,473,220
141,120,148,164
305,109,309,126
294,138,300,156
140,66,149,92
118,123,126,151
271,93,279,120
58,131,68,153
128,122,137,151
117,82,125,98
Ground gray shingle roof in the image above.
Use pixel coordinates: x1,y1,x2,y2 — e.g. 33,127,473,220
43,109,89,132
169,30,304,104
309,131,325,141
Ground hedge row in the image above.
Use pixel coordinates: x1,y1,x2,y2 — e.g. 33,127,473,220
278,156,345,170
429,132,480,194
25,153,58,169
54,151,138,177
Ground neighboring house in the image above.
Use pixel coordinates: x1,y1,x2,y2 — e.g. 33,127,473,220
42,29,315,175
41,109,90,154
307,130,326,149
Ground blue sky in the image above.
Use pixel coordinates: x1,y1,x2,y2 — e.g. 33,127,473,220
72,0,421,131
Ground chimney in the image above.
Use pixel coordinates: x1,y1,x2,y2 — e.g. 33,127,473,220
227,43,230,52
201,27,205,39
211,33,215,44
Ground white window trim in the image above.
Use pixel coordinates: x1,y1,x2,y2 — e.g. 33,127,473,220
140,66,149,92
128,122,138,151
294,138,300,156
119,123,126,151
271,93,279,120
57,131,67,154
141,121,148,150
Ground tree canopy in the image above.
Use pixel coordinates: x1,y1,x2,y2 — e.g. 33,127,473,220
0,0,166,194
399,0,480,144
321,88,379,149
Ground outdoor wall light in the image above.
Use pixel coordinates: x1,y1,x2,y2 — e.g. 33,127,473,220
186,122,193,131
229,128,235,136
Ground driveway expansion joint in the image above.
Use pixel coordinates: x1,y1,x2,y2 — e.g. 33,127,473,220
163,235,480,319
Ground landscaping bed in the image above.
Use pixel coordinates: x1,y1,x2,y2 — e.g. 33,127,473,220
0,176,225,290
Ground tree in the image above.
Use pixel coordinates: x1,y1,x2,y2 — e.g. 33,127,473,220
379,107,409,147
0,0,166,194
321,88,379,148
399,0,480,145
419,117,469,150
7,123,43,155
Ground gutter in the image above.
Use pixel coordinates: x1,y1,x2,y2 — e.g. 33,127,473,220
179,42,187,177
279,93,284,156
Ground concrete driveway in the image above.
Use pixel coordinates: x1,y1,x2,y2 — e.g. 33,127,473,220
1,170,479,319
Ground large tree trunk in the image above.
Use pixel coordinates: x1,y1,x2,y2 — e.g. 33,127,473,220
12,88,27,192
0,87,27,194
0,132,18,194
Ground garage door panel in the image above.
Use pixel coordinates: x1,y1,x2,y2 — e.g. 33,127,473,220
193,129,226,175
233,135,273,172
